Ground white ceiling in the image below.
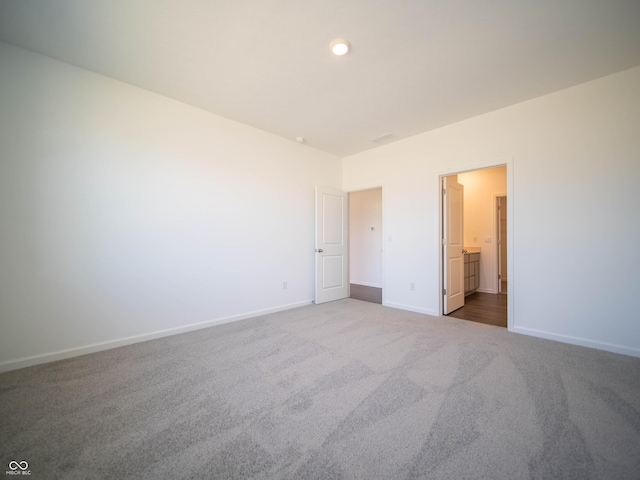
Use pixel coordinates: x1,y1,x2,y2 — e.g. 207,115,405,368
1,0,640,157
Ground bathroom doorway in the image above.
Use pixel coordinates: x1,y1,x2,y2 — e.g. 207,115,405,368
440,165,509,328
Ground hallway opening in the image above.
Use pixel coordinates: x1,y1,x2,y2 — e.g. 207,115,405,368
349,187,383,305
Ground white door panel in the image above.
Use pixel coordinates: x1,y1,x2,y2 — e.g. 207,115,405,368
322,194,344,244
322,256,344,288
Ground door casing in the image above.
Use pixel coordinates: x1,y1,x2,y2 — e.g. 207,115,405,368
438,159,514,331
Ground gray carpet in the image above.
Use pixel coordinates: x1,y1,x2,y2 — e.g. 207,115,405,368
1,299,639,479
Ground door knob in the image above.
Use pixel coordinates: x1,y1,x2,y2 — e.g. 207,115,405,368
316,248,324,253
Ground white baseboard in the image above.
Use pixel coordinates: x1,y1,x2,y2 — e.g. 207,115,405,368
383,301,438,317
476,287,497,294
350,281,383,288
0,300,313,373
511,325,640,358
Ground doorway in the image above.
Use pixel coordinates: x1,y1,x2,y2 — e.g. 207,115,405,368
440,165,509,328
349,188,383,304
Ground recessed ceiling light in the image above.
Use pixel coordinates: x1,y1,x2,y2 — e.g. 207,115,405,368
329,38,351,56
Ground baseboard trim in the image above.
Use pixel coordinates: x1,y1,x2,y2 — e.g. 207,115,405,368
0,300,313,373
350,281,383,288
476,288,497,294
511,325,640,358
383,301,437,317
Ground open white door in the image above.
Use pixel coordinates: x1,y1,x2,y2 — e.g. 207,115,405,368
443,176,464,314
315,186,349,304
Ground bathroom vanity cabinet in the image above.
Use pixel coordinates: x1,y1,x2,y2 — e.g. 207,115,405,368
464,252,480,296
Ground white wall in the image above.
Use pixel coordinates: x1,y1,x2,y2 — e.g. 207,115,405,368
344,66,640,357
458,166,507,293
0,42,342,370
349,188,382,287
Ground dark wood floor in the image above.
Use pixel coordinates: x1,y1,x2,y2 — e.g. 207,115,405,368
447,292,507,328
350,284,505,327
350,284,382,304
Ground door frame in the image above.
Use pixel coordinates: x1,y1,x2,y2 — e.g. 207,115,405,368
347,184,385,306
438,158,514,331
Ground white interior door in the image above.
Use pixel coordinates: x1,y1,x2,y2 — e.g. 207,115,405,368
315,186,348,304
443,176,465,314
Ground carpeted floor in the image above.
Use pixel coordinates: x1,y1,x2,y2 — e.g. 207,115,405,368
1,299,639,479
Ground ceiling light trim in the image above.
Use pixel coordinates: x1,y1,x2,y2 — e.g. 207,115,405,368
329,38,351,56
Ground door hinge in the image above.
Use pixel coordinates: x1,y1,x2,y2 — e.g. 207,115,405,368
443,288,447,295
442,188,446,195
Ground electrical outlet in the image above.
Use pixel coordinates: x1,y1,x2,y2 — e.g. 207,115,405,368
283,281,287,290
410,282,415,291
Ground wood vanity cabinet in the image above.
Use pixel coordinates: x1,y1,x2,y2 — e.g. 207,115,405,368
464,253,480,296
